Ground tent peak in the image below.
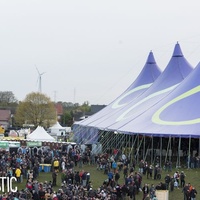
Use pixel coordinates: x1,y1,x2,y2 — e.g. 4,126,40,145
172,43,183,57
146,51,156,64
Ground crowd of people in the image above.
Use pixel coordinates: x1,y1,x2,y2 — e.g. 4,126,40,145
0,145,198,200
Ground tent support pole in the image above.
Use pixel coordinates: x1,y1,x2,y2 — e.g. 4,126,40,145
103,131,111,153
117,133,126,154
137,134,139,164
199,138,200,157
96,130,104,153
117,133,122,150
160,137,162,167
177,137,181,168
115,132,119,150
151,136,153,164
101,131,107,153
143,135,145,160
126,134,128,153
129,135,137,164
165,137,170,164
136,135,144,164
114,132,118,149
169,136,172,162
144,137,152,162
111,132,115,150
188,136,191,169
129,134,131,161
116,132,123,150
100,131,106,153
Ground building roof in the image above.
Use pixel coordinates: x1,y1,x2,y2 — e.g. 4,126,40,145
0,110,11,121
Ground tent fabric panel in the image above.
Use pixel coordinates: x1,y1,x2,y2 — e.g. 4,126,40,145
74,51,161,127
94,43,193,131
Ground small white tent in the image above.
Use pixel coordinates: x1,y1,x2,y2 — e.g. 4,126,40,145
48,121,71,136
50,121,63,129
27,126,55,141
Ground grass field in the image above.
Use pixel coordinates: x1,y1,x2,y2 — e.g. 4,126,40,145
10,164,200,199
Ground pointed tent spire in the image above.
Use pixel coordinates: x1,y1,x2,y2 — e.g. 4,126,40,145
172,42,183,57
146,51,156,64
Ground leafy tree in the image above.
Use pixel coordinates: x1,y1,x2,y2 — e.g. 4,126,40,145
0,91,18,107
61,111,74,126
74,103,80,108
80,101,91,113
15,92,56,128
60,101,91,125
62,102,74,109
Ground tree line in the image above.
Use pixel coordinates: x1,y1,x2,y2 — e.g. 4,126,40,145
0,91,91,130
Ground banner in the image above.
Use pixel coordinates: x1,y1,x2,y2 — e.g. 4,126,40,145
0,141,9,149
27,141,42,147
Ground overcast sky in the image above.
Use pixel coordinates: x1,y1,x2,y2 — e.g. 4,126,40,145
1,1,200,105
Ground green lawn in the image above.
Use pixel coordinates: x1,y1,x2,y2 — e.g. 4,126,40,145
10,164,200,200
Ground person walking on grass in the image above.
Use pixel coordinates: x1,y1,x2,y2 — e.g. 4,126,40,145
123,165,128,179
52,170,57,186
15,166,21,183
147,165,153,179
182,183,190,200
180,171,186,188
190,186,197,200
164,174,171,190
142,183,149,200
115,170,120,184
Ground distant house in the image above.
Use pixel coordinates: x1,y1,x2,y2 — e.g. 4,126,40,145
0,109,11,130
90,105,106,114
55,102,64,121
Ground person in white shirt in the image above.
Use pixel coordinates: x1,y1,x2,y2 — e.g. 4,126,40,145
61,159,66,171
122,154,126,163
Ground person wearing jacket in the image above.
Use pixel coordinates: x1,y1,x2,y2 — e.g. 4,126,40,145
142,183,149,200
15,167,21,183
190,187,197,200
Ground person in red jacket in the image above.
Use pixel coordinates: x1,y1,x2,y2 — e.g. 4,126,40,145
26,179,33,191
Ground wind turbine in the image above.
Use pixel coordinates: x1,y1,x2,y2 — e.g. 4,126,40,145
36,66,46,93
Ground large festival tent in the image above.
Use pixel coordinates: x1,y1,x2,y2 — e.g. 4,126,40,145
73,51,162,144
116,61,200,166
117,60,200,137
74,43,192,135
73,43,199,166
99,42,193,131
99,43,193,166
